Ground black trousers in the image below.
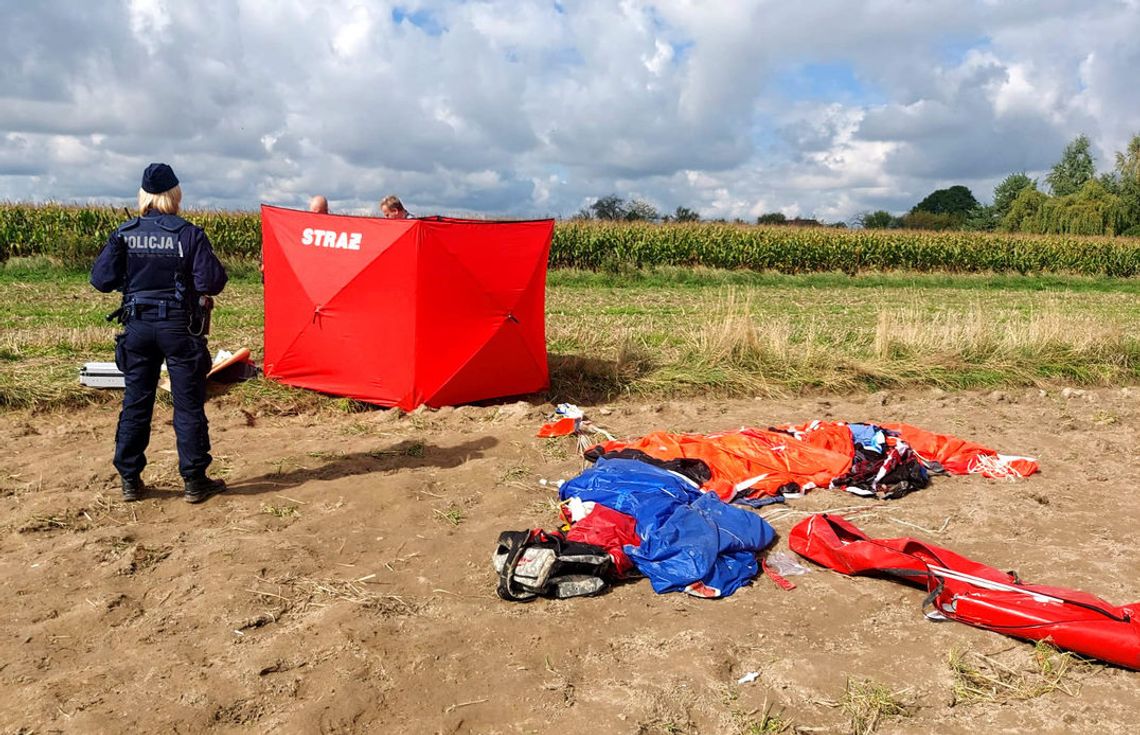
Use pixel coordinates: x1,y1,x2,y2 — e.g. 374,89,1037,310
113,310,212,480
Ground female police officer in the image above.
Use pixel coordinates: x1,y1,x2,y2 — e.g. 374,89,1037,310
91,163,229,503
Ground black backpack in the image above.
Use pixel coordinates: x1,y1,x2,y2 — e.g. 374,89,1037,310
492,529,613,602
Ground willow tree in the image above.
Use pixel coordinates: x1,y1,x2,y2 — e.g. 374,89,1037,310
1029,180,1125,236
1000,187,1048,232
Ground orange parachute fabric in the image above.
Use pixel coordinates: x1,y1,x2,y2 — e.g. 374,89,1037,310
589,426,855,501
881,423,1039,478
536,416,580,438
772,420,861,456
588,420,1038,500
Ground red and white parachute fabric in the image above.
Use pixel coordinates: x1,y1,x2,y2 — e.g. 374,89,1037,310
789,513,1140,670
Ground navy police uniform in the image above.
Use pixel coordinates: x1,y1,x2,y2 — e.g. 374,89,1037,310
91,163,228,502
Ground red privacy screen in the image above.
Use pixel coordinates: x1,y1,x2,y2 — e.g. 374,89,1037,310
261,205,553,410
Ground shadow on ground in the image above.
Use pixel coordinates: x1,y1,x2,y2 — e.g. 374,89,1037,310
225,436,499,495
547,353,654,404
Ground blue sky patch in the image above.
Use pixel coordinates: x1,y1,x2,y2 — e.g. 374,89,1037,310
392,6,445,36
672,40,694,64
937,35,990,65
770,61,885,106
546,45,585,69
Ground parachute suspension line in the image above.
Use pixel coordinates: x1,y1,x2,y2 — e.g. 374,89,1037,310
968,454,1025,479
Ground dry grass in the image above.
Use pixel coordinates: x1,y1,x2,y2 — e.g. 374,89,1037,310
548,285,1140,400
18,512,84,533
833,677,913,735
3,270,1139,411
0,357,115,411
14,494,144,534
433,505,465,526
368,440,425,459
1,325,111,354
261,503,300,519
948,641,1091,705
498,462,532,485
249,574,419,619
874,306,1129,362
734,698,791,734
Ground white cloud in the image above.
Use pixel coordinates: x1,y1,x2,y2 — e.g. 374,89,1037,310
0,0,1137,219
643,40,674,76
128,0,173,55
332,5,378,58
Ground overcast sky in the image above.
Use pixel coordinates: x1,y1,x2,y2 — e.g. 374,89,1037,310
2,0,1138,221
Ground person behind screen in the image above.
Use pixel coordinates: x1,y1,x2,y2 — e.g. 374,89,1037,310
309,195,329,214
90,163,229,504
380,195,411,219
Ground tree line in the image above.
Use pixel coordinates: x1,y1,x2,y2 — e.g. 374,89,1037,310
575,132,1140,237
574,195,847,228
858,133,1140,237
575,195,703,224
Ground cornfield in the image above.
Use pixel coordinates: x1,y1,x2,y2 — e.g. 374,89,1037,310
553,221,1140,276
3,203,1140,276
0,203,261,264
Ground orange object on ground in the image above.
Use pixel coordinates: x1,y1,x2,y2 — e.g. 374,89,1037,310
589,420,1038,499
589,427,854,501
882,423,1039,477
537,416,579,438
773,420,860,456
206,347,252,381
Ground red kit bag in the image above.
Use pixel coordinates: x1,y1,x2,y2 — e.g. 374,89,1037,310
790,513,1140,670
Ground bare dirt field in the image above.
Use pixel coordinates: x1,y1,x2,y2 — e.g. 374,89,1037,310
2,386,1138,734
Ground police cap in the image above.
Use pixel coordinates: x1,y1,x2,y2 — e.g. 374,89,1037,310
141,163,179,194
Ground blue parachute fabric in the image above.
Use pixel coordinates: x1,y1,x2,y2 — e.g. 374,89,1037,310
559,457,775,597
628,491,774,595
849,423,887,453
559,457,704,539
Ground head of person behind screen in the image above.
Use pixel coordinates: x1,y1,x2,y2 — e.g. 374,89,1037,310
309,195,329,214
138,163,182,216
380,195,410,219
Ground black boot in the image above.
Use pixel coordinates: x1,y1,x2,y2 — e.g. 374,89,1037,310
121,476,147,502
183,475,226,504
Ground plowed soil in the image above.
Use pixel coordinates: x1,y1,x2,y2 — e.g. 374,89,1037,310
2,386,1138,733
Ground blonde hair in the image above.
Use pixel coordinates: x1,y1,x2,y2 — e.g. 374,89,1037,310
380,195,405,213
138,184,182,215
